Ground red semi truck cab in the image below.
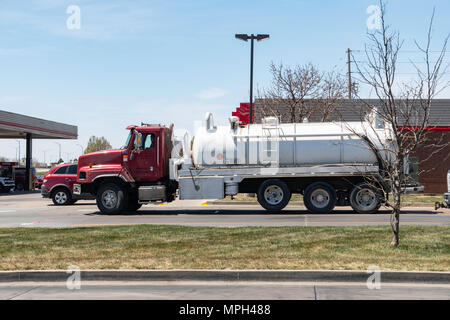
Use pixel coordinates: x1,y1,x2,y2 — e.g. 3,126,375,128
75,124,176,213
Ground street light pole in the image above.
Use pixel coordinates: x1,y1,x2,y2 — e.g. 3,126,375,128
249,36,254,124
15,140,21,164
76,144,84,157
42,149,50,165
54,142,61,162
10,146,18,162
235,33,269,124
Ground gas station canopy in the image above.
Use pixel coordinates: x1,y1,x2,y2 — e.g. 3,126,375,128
0,109,78,190
0,110,77,139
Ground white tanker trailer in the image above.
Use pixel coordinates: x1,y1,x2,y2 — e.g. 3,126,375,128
170,112,396,214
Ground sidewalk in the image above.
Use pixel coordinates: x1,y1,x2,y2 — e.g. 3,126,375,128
1,270,449,284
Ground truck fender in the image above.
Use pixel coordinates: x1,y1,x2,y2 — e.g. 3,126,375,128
92,174,129,183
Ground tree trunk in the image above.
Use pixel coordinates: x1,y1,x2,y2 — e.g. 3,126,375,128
391,206,400,246
390,175,401,247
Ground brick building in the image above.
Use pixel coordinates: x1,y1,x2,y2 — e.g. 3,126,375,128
232,99,450,193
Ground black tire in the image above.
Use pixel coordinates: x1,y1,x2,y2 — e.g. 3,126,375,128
96,183,127,214
257,179,291,212
303,182,337,214
15,182,24,191
52,187,72,206
125,192,142,212
126,200,142,212
349,183,382,214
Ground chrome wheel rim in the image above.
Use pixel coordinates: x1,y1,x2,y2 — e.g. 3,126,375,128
355,189,377,210
55,191,68,204
310,188,330,209
264,185,284,205
102,190,117,209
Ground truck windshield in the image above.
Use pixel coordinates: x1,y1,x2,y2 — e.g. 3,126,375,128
120,131,133,149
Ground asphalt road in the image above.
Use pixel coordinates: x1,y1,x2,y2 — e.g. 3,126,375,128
0,192,449,228
1,281,449,300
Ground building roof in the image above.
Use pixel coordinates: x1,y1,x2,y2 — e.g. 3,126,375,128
0,109,77,139
254,99,450,126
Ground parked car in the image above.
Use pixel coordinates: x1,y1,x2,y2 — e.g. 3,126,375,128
0,176,15,193
35,176,44,189
0,162,16,193
41,163,93,205
402,183,425,194
13,167,37,191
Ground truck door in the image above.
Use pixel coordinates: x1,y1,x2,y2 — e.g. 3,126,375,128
129,131,160,182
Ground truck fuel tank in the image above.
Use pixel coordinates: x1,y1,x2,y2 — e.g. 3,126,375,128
138,185,166,202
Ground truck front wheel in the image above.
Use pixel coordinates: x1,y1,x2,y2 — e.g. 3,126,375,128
96,183,127,214
125,194,142,212
303,182,337,214
257,179,291,212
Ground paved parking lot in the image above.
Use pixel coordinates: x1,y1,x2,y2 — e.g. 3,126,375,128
0,192,449,228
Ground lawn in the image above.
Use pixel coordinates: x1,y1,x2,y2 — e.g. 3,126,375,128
0,225,448,271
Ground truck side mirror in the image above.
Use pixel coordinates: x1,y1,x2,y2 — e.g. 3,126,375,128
134,131,143,151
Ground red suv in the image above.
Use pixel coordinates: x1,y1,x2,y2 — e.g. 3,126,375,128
41,163,93,205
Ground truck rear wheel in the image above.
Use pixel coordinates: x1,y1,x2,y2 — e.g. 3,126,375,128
96,183,127,214
257,179,291,212
349,183,381,214
303,182,336,214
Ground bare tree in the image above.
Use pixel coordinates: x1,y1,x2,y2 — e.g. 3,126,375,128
258,63,348,122
258,62,322,122
316,70,348,121
351,1,449,246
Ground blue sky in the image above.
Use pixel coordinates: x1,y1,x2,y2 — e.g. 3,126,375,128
0,0,449,163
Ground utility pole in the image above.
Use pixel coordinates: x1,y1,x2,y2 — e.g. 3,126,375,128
347,48,352,99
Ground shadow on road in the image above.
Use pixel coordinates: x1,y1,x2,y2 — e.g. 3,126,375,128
83,208,439,217
0,190,41,197
47,202,97,207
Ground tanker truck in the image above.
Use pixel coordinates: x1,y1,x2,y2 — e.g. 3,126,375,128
74,112,395,214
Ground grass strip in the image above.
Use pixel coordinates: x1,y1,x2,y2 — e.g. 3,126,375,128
0,225,448,271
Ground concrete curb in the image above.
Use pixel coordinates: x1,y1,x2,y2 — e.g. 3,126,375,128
210,201,436,208
0,270,448,284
